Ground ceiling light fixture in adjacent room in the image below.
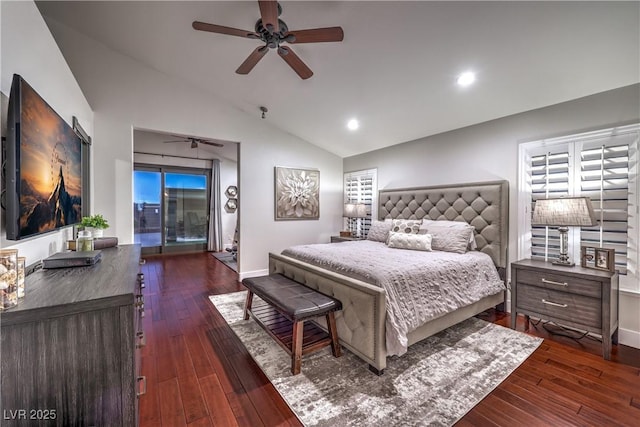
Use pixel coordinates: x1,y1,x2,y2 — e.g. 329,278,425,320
347,119,359,131
457,71,476,87
260,106,268,119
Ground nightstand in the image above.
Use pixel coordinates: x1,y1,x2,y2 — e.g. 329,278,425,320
330,236,363,243
510,259,619,360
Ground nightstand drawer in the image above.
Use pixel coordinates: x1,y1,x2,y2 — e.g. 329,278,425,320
517,269,601,299
517,284,601,329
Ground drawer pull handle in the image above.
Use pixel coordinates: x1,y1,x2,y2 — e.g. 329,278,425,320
136,331,146,348
137,376,147,397
541,278,568,287
542,299,568,308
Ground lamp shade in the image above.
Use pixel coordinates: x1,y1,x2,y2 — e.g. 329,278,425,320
532,197,597,227
343,203,367,218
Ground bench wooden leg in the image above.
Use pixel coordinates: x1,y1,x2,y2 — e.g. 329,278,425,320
326,311,342,358
243,290,254,320
292,320,304,375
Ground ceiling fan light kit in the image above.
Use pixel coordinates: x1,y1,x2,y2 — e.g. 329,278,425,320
193,0,344,79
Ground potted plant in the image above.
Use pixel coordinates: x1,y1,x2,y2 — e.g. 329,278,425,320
80,214,109,238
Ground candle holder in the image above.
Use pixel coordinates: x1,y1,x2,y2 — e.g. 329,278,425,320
0,249,19,309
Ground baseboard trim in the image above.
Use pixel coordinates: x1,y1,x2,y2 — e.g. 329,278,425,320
238,269,269,281
619,328,640,349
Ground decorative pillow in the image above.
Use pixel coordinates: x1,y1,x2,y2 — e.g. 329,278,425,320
420,219,477,250
386,231,432,251
367,220,393,242
391,219,422,234
420,221,474,254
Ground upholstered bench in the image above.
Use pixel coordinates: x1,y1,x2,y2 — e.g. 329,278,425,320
242,274,342,375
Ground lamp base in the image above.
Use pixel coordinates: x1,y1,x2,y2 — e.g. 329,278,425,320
554,226,574,267
552,260,574,267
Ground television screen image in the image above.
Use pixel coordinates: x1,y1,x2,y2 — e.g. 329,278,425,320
5,74,82,240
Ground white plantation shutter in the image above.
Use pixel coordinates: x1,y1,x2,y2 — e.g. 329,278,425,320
520,124,639,287
344,169,377,237
580,135,635,274
529,148,571,262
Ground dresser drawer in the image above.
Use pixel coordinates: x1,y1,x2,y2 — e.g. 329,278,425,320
516,269,601,299
517,284,601,329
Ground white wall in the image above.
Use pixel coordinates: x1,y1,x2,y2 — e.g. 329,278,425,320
219,159,238,250
344,84,640,347
0,1,94,267
43,17,343,276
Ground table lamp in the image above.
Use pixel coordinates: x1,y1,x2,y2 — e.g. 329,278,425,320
532,196,597,266
342,203,367,237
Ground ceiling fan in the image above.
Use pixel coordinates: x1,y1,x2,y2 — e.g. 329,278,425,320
192,0,344,79
164,136,224,148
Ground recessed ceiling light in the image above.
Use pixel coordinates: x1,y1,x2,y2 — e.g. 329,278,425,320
347,119,359,131
457,71,476,87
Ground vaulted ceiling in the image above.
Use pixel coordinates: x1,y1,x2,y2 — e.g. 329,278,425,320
37,1,640,158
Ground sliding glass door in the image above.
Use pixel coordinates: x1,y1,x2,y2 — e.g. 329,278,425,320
134,165,210,254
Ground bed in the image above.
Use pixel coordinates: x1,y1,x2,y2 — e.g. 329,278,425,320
269,180,508,374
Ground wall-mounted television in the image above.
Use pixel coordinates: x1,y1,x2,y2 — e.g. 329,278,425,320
4,74,83,240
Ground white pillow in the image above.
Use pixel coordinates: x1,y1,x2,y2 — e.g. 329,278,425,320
420,219,477,250
423,221,474,254
367,220,393,242
386,231,432,251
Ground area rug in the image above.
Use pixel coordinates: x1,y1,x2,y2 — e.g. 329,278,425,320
210,291,542,426
211,251,237,272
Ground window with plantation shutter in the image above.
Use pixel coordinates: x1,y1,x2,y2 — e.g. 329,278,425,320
519,123,639,291
529,148,571,262
344,169,377,237
580,137,634,274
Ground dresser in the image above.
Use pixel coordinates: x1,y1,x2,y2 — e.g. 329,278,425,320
510,259,618,359
0,245,145,426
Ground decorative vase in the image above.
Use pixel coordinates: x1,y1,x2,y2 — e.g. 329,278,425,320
87,228,104,238
76,230,95,252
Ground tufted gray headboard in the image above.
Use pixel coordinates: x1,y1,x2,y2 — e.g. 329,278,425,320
378,180,509,269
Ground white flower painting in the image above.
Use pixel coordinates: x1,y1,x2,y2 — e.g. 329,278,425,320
275,166,320,220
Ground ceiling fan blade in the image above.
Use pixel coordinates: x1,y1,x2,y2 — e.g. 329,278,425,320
277,46,313,80
163,140,188,143
192,21,259,39
199,140,225,147
258,0,279,33
286,27,344,44
236,46,269,75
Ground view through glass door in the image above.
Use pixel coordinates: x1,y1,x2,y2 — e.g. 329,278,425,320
134,165,209,254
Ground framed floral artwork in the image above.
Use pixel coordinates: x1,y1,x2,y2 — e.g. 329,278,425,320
274,166,319,220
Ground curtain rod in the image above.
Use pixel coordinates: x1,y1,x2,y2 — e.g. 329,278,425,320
133,151,220,161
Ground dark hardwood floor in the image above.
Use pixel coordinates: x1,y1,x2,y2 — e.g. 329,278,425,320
138,252,640,426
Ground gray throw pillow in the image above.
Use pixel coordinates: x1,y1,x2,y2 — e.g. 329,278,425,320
391,219,422,234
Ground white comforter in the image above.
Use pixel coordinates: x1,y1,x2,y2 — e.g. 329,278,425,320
282,240,505,356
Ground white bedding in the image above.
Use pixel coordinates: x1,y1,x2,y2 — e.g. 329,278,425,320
282,240,505,356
